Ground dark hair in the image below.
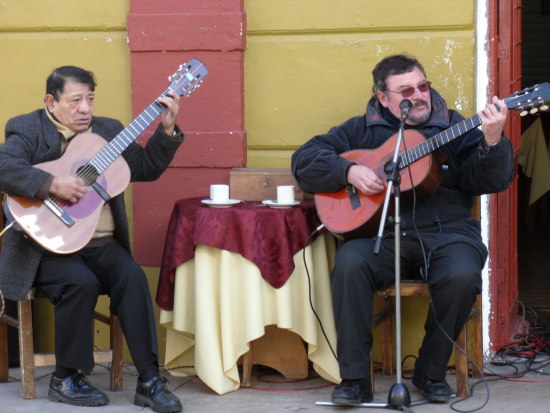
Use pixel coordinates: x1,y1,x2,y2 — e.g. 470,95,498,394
46,66,96,100
371,54,426,95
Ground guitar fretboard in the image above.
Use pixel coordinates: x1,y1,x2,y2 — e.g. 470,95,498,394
85,97,168,176
398,114,482,169
72,57,207,183
396,91,525,169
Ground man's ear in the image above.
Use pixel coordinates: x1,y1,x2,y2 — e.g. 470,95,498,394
376,90,389,108
44,94,55,111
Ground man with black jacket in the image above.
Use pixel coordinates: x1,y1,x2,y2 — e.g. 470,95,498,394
0,66,183,412
291,54,514,404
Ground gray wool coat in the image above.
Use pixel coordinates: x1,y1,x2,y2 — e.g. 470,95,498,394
0,109,183,301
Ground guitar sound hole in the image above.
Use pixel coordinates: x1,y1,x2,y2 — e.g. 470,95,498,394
383,158,402,176
383,161,392,176
76,164,99,186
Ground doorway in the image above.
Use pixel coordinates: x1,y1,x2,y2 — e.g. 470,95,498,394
517,1,550,327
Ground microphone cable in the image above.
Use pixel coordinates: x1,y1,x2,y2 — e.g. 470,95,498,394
301,223,338,363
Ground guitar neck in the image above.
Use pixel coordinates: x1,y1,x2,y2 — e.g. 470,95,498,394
87,91,170,175
399,114,482,169
397,86,550,169
74,59,209,179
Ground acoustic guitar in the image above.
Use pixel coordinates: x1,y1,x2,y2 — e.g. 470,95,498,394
314,82,550,240
6,58,208,254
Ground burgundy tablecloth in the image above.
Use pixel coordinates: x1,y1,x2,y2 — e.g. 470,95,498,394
156,197,322,311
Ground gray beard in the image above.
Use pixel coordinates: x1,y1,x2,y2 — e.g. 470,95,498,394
407,101,431,125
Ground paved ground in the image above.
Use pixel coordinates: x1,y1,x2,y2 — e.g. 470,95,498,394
2,360,549,413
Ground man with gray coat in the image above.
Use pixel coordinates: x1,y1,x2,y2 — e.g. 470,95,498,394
0,66,183,412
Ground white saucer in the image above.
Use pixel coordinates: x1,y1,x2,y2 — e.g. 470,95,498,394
262,200,301,209
201,199,242,208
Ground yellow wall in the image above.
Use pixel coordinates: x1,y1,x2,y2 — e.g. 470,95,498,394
244,0,477,366
244,0,476,168
0,1,131,134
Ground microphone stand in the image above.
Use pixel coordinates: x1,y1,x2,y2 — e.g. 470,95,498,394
371,109,412,410
318,102,423,411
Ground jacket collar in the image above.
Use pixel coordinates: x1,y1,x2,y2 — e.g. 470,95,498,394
365,88,450,130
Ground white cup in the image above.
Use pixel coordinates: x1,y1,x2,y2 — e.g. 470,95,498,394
277,185,295,204
210,184,229,202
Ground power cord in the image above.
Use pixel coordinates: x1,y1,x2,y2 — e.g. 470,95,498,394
301,223,338,363
485,307,550,380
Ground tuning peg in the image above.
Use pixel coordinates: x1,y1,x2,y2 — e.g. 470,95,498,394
541,105,549,111
168,75,173,81
530,107,539,115
520,110,528,117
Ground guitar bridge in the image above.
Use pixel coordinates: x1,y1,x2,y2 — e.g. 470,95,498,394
44,198,75,227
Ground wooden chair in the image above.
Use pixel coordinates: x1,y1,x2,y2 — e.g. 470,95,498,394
0,193,124,398
0,290,125,398
373,281,483,397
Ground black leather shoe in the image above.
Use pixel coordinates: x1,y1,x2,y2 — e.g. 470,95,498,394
48,372,109,406
412,371,452,402
134,376,182,413
331,378,373,405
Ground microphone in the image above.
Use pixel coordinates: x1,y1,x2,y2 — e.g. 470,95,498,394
400,99,412,120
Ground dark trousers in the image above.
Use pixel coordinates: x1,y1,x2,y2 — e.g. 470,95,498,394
34,241,159,374
331,235,483,382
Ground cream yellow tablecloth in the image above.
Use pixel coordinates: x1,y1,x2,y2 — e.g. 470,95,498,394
159,233,341,394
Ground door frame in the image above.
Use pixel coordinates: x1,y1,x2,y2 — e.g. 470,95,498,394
487,0,524,348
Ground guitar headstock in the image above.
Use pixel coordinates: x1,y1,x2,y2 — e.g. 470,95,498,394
166,58,209,98
505,82,550,116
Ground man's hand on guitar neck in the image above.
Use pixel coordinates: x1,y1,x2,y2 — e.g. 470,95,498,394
346,164,385,195
479,96,508,147
158,91,181,137
50,176,87,204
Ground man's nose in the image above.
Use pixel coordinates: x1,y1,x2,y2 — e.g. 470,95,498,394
78,100,92,113
409,87,424,100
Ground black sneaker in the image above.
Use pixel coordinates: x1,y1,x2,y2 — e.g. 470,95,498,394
48,372,109,406
331,378,373,405
412,371,452,402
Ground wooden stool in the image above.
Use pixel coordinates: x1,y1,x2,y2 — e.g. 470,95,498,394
373,281,483,397
0,288,124,399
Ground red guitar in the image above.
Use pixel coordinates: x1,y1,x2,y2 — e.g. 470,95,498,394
7,59,208,253
315,83,550,239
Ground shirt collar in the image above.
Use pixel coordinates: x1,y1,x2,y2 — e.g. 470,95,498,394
44,107,91,140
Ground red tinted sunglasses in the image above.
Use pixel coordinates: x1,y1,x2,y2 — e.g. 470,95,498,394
386,81,431,99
